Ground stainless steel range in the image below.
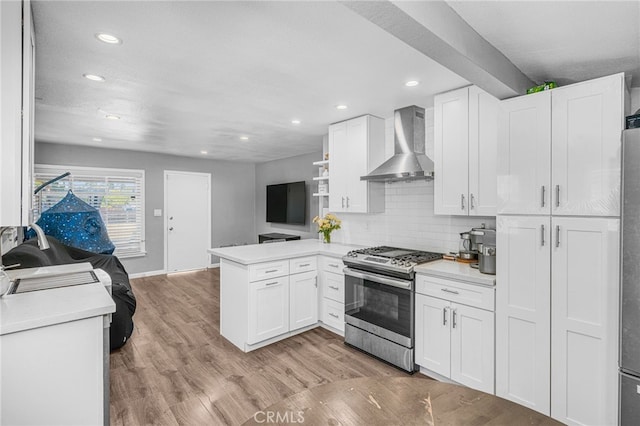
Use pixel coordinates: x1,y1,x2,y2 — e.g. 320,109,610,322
342,246,442,372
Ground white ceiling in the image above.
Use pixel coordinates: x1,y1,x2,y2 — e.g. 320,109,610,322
447,0,640,88
32,1,640,163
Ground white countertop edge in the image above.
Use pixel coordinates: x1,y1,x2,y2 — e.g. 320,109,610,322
415,260,496,287
208,240,362,265
0,282,116,336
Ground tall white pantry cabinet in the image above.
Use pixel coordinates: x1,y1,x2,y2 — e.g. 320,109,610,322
496,73,627,425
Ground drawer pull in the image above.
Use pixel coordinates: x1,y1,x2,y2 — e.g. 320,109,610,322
329,285,339,290
265,281,279,286
265,269,278,273
441,288,460,295
329,313,339,319
298,263,310,267
329,263,339,268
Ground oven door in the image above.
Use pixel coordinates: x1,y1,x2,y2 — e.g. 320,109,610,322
343,267,414,348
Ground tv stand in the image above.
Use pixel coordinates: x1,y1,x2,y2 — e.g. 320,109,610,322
258,233,301,244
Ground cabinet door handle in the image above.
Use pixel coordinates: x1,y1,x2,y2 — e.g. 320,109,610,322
441,288,459,295
342,197,345,208
541,224,545,246
461,194,465,210
470,193,475,210
329,285,339,290
541,185,546,207
265,281,279,286
556,225,560,248
329,312,339,318
452,309,457,329
443,307,448,326
265,269,278,273
555,185,560,208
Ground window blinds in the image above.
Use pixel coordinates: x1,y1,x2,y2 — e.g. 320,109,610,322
34,165,145,258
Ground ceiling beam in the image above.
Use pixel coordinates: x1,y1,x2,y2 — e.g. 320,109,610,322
341,0,535,99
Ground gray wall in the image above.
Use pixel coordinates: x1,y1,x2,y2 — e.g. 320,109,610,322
255,151,322,240
35,142,256,274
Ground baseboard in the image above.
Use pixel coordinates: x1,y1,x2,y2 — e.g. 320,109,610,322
129,269,166,279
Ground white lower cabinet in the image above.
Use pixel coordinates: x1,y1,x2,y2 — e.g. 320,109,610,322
319,256,345,334
415,275,495,394
289,270,318,331
248,276,289,344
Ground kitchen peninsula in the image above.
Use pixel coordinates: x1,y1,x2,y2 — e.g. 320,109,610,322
209,239,360,352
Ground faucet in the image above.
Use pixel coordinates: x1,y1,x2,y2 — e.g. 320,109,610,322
29,223,50,250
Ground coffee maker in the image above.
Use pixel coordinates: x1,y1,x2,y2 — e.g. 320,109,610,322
477,229,496,275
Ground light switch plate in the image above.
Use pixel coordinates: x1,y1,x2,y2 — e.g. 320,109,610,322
154,209,162,217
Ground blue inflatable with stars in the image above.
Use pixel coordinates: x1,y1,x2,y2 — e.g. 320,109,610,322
31,190,115,254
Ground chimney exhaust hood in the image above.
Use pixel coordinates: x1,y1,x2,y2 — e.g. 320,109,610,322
361,105,434,182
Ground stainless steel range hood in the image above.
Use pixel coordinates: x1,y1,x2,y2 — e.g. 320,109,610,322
361,105,434,182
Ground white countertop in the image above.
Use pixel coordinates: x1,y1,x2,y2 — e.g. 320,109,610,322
1,266,115,336
415,259,496,287
209,239,362,265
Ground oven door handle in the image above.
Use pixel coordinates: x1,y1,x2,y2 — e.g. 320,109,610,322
343,267,412,290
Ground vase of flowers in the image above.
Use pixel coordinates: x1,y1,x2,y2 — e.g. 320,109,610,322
313,213,341,243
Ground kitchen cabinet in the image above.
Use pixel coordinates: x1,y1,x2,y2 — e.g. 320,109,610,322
0,0,34,226
328,115,385,213
248,276,289,344
318,256,345,334
415,275,495,394
498,73,625,216
550,217,619,425
496,215,620,424
289,270,318,331
434,86,498,216
496,215,551,414
221,255,321,351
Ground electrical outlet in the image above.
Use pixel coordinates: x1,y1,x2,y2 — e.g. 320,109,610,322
154,209,162,217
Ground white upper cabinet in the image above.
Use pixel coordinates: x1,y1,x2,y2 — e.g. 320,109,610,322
435,85,498,216
435,87,469,215
328,115,385,213
497,91,552,215
551,75,624,216
468,86,499,216
0,0,34,226
498,73,625,216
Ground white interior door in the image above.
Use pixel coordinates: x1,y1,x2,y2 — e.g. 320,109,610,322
165,171,211,272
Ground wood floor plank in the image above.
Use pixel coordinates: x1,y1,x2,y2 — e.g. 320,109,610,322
111,268,557,426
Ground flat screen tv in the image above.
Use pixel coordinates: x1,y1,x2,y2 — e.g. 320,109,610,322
266,181,306,224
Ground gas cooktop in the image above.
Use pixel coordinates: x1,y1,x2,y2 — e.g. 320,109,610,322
343,246,443,278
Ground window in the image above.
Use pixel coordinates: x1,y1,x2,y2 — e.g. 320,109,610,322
34,164,145,258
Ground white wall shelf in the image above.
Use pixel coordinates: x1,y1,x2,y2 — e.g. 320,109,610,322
313,176,329,181
312,160,330,166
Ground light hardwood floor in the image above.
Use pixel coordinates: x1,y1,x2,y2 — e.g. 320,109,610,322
109,268,405,425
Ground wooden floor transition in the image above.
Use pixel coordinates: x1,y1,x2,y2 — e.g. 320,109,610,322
110,268,556,425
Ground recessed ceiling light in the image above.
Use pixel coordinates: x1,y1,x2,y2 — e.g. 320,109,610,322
291,119,301,125
83,73,105,82
240,136,249,141
92,137,102,142
405,80,420,87
95,33,122,44
335,105,348,110
200,150,208,155
105,114,120,120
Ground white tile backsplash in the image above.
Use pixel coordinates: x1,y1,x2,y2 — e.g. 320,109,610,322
331,107,495,253
332,179,495,253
